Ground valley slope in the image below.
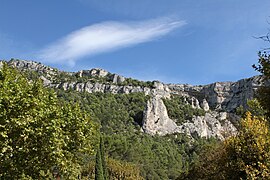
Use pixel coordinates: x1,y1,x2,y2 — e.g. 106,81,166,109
3,59,262,140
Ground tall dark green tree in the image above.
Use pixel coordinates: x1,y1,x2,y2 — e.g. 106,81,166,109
253,29,270,118
95,143,104,180
253,52,270,118
100,136,109,180
95,135,108,180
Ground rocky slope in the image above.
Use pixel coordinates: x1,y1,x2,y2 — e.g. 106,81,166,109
2,59,263,140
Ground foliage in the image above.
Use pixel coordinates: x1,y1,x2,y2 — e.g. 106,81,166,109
163,95,206,125
184,112,270,179
95,136,108,180
53,71,112,84
179,142,227,179
56,89,215,179
100,136,109,180
106,158,143,180
82,133,216,180
56,90,150,132
224,112,270,179
236,99,266,118
95,139,104,180
253,51,270,78
81,157,144,180
118,77,155,88
3,59,221,179
0,64,98,179
253,52,270,118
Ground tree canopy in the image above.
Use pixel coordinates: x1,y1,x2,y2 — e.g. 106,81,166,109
183,112,270,180
0,64,97,179
253,52,270,118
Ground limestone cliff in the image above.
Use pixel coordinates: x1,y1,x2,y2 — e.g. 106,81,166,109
3,59,263,139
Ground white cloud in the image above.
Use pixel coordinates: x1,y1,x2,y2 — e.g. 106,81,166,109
38,17,186,66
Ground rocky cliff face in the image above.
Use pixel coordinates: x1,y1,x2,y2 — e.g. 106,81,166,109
168,76,262,112
142,96,238,140
142,96,179,135
3,59,263,140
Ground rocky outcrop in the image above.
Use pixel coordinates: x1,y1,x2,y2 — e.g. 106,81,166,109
201,99,210,111
168,76,263,112
7,59,57,78
142,96,237,140
76,68,109,78
200,77,262,111
178,112,237,140
75,68,126,84
5,60,261,112
109,74,125,84
1,59,263,139
54,81,152,95
142,96,179,135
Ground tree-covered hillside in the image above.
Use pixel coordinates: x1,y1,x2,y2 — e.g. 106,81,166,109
55,88,216,179
181,51,270,179
0,63,218,179
3,54,270,179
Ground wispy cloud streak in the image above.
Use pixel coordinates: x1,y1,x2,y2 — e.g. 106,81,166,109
38,17,186,65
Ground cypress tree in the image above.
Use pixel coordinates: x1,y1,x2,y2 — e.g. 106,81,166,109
95,137,104,180
100,136,108,180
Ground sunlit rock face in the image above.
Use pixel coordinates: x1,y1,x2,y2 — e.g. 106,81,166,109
4,59,263,139
142,96,237,140
142,96,179,136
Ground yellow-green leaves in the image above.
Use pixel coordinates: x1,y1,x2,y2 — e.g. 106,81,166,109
184,111,270,179
0,64,97,179
224,112,270,179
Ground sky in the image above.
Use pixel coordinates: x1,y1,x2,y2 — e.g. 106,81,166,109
1,0,270,85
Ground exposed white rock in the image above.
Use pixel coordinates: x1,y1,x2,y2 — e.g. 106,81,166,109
76,68,109,78
7,59,57,79
191,97,200,109
142,96,179,135
110,74,125,84
92,68,109,77
178,112,237,140
168,76,263,112
3,59,263,140
40,76,51,86
201,99,209,111
142,96,237,140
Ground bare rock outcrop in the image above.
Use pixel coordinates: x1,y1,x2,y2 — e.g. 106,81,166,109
109,74,125,84
2,59,263,139
142,96,179,135
142,96,237,140
178,112,237,140
76,68,109,78
168,76,263,112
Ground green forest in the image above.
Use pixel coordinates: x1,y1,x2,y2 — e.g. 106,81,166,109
1,51,270,179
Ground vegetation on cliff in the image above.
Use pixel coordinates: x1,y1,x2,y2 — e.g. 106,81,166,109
182,111,270,179
182,50,270,179
3,50,270,179
163,95,205,125
55,88,215,179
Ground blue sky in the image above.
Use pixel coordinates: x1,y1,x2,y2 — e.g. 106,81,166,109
1,0,270,85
